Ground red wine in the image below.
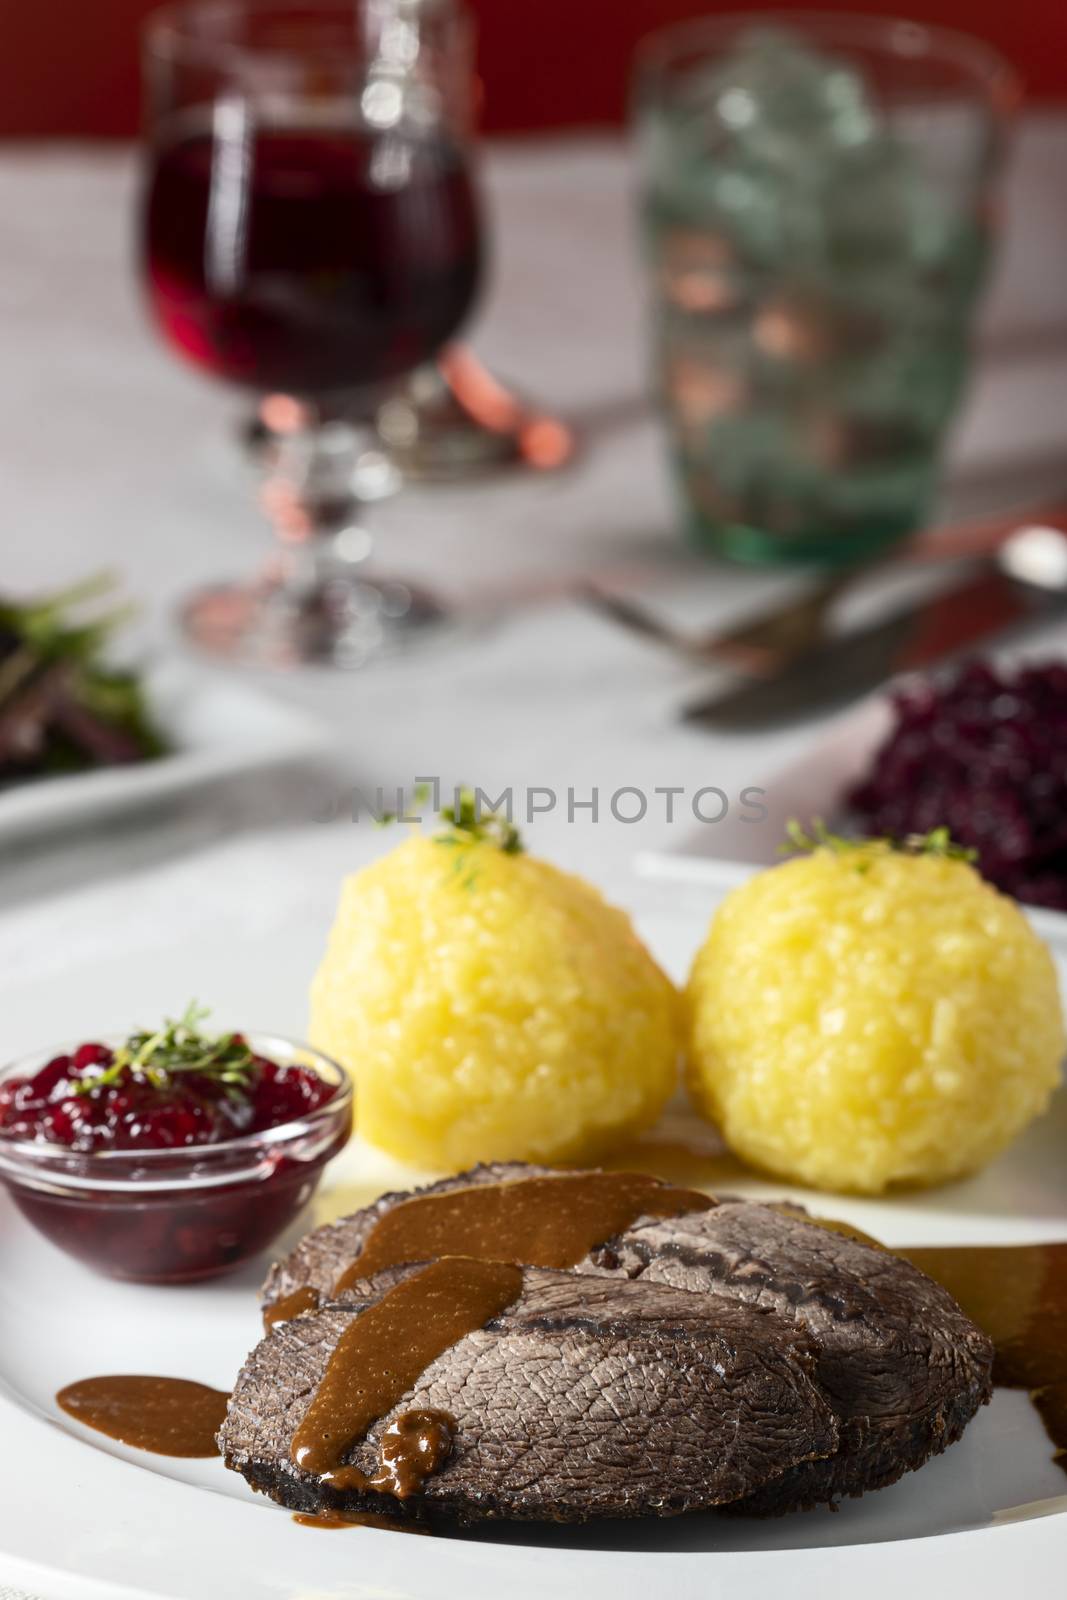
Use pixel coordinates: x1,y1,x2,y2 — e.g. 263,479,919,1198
142,121,481,395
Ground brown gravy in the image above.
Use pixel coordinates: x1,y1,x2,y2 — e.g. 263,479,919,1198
56,1375,229,1458
905,1242,1067,1468
263,1285,321,1329
292,1509,429,1533
291,1256,523,1489
372,1410,456,1498
334,1171,714,1292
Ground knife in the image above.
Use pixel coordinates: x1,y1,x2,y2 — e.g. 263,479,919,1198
682,524,1067,731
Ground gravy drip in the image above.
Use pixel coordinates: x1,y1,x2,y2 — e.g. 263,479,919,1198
290,1256,522,1487
371,1410,456,1497
263,1285,321,1329
292,1509,428,1533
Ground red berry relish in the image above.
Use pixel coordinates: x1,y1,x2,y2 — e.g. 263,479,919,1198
848,659,1067,911
0,1007,335,1154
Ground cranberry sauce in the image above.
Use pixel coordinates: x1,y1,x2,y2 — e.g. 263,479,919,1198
0,1014,350,1283
8,1162,334,1285
0,1039,333,1152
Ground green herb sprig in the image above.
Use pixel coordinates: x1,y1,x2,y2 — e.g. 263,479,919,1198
72,1002,256,1100
901,825,979,862
781,818,857,856
434,789,524,856
781,818,978,865
376,784,525,886
374,781,434,828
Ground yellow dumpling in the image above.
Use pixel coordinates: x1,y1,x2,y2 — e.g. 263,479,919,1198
686,844,1065,1194
310,834,680,1169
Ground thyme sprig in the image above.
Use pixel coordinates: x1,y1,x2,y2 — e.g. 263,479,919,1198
429,790,523,889
374,781,433,828
782,818,857,856
434,789,524,856
901,825,979,862
72,1002,257,1100
377,783,525,872
781,818,978,864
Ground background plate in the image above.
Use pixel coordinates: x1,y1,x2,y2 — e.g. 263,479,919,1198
0,660,327,844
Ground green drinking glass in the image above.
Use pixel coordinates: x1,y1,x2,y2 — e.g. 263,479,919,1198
634,13,1019,565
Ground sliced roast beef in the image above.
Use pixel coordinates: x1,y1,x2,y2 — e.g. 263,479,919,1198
255,1165,994,1518
222,1263,837,1524
581,1200,994,1511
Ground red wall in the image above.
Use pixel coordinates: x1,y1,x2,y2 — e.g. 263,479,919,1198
0,0,1061,139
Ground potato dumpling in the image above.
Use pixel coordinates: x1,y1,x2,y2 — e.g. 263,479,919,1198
310,833,680,1168
686,844,1065,1194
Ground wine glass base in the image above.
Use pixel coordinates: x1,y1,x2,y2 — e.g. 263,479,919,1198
180,575,446,669
376,350,577,481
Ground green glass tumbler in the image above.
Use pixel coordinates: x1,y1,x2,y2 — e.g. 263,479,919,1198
634,14,1019,565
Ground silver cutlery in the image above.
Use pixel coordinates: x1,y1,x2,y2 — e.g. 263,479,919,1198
682,519,1067,730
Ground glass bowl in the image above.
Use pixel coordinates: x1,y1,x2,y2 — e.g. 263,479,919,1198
0,1033,352,1284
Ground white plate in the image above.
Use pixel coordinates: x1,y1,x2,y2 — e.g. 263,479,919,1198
0,659,327,843
0,846,1064,1600
646,693,896,875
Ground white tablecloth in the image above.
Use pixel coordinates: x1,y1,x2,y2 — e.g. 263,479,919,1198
2,121,1067,1597
4,123,1067,908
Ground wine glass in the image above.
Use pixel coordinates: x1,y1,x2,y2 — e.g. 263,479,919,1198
140,0,482,666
